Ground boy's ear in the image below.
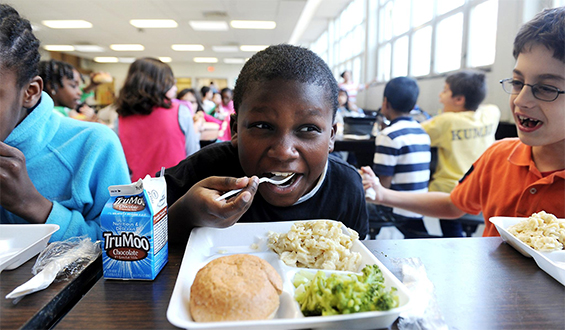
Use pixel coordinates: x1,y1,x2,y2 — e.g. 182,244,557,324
381,97,388,110
328,121,337,153
453,95,465,107
230,113,238,147
22,76,43,109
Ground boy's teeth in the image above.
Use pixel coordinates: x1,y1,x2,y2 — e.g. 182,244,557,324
518,115,541,128
271,172,293,177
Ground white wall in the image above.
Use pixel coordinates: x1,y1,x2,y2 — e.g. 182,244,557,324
356,0,554,123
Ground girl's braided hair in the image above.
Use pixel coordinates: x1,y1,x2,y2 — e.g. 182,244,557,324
38,59,77,94
0,4,41,88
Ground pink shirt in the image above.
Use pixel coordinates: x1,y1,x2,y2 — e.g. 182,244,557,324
119,103,186,181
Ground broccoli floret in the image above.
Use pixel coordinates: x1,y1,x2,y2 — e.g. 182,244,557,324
293,265,399,316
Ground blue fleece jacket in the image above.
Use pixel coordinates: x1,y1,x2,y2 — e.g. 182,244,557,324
1,93,131,242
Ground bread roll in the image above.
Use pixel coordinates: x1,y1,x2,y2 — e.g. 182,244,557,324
189,254,283,322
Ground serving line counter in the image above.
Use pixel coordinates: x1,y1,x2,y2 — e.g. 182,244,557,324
44,237,563,330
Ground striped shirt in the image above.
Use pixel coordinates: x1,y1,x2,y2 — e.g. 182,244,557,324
374,117,431,218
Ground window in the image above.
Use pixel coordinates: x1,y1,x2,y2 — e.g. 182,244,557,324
412,0,434,27
467,0,498,67
375,0,498,82
312,0,367,84
392,36,409,77
410,26,432,76
437,0,464,15
434,13,463,73
311,0,499,86
378,43,391,81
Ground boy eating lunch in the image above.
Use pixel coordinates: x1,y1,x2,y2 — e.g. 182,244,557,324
361,7,565,237
164,44,369,245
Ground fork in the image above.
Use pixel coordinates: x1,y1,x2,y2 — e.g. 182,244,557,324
215,174,296,201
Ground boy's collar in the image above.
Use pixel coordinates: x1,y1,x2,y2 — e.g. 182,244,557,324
389,116,414,125
293,160,328,205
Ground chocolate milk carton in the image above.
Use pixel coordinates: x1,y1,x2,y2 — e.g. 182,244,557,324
100,174,168,280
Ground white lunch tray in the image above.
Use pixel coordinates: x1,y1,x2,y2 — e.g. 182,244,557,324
167,220,412,330
0,224,59,272
490,217,565,286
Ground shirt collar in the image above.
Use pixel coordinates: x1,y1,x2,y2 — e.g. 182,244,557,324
508,141,565,179
389,116,414,125
293,160,328,205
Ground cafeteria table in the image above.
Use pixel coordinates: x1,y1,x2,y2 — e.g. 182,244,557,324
1,254,102,330
52,237,564,330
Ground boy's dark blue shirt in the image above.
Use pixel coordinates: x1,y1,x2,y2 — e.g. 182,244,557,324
164,142,369,238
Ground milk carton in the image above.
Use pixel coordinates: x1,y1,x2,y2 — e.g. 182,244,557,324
100,174,168,280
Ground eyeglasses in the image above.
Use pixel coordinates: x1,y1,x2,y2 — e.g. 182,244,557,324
500,78,565,102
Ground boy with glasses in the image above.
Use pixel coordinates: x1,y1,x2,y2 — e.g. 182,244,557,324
361,7,564,237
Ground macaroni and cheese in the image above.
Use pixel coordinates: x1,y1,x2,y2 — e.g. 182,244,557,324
508,211,565,252
267,220,362,271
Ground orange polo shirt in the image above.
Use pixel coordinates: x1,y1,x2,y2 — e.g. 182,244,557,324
451,138,565,237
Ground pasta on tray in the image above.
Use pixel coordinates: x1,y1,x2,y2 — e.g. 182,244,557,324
508,211,565,252
267,220,362,271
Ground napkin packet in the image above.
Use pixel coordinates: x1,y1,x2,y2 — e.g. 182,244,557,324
100,172,168,280
6,236,100,300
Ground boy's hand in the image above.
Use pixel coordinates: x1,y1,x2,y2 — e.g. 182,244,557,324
0,142,52,223
171,176,260,229
359,166,385,204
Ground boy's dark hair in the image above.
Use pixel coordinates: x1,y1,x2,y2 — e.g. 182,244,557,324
233,44,339,118
200,86,210,98
220,87,232,95
513,7,565,63
38,60,76,94
445,70,486,111
0,4,40,89
115,57,175,117
383,77,419,113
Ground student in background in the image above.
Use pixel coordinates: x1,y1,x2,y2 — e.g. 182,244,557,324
361,7,565,237
200,86,215,114
211,92,223,119
116,57,199,182
163,44,369,246
371,77,431,238
422,70,500,237
178,88,221,141
338,70,375,106
0,4,130,242
38,59,98,122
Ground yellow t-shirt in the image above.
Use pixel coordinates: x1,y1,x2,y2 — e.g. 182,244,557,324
421,104,501,193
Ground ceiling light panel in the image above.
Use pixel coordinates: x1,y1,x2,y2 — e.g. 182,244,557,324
110,44,145,51
172,44,205,51
230,20,276,29
42,20,93,29
130,19,178,28
240,45,268,52
193,57,218,63
159,57,172,63
43,45,75,51
73,45,105,52
189,21,229,31
223,58,246,64
118,57,136,63
94,57,119,63
212,46,239,52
